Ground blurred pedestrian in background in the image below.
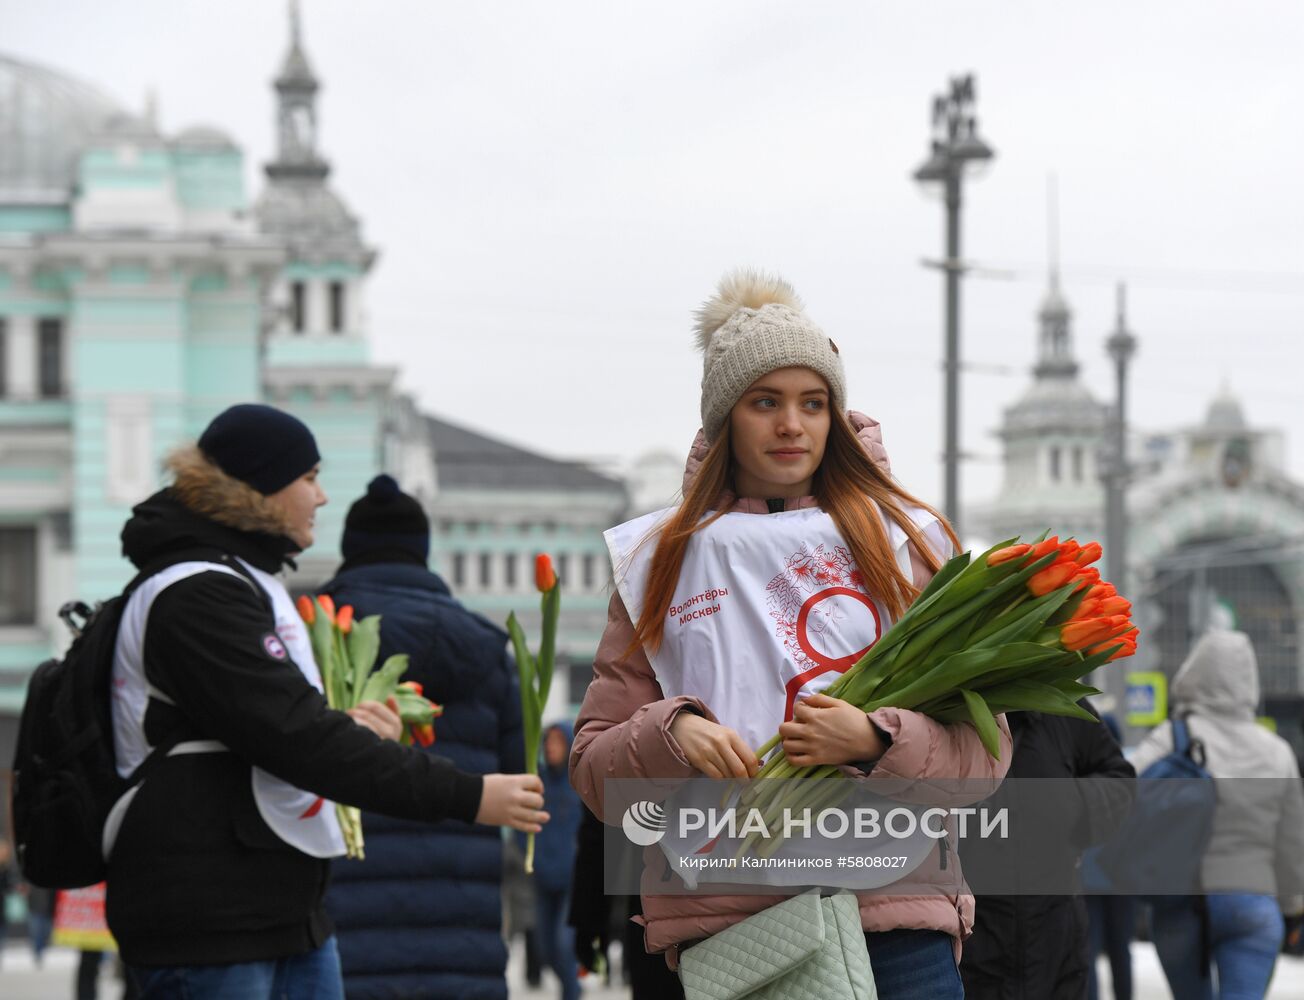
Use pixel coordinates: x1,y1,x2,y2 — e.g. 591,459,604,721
1083,713,1136,1000
532,722,582,1000
322,474,526,999
569,804,685,999
0,838,13,966
1132,629,1304,1000
959,702,1135,999
25,883,56,967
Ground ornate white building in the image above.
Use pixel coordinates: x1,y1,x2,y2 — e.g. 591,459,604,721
968,272,1304,732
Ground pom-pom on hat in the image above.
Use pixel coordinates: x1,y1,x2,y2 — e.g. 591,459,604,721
341,474,430,564
197,403,321,495
694,269,846,442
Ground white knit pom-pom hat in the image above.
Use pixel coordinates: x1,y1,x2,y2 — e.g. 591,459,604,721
693,269,846,442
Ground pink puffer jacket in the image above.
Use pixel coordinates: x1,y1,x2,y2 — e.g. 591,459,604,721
569,412,1012,965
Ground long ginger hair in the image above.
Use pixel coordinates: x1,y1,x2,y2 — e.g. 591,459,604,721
630,410,960,655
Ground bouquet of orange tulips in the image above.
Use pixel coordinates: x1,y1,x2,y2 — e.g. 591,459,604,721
296,594,444,858
737,535,1137,854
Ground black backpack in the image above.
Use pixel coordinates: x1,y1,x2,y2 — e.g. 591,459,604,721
11,551,256,888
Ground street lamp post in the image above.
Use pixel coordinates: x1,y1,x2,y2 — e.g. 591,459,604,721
914,74,994,536
1103,283,1137,712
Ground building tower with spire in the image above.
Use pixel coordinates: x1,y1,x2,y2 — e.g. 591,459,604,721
254,1,433,579
974,268,1110,547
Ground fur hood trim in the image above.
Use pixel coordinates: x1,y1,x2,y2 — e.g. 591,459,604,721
692,269,803,352
165,444,294,538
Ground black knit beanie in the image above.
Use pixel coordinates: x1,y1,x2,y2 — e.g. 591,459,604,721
341,475,430,563
197,403,321,495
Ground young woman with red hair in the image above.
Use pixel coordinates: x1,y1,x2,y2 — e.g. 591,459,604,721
569,270,1012,1000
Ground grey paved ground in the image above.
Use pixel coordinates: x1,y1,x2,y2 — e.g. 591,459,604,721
2,938,1304,998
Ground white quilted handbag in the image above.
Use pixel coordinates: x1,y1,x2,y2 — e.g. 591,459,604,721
678,891,878,1000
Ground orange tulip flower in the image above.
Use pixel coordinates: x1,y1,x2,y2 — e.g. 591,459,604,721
1029,561,1078,597
399,680,424,696
1062,614,1132,651
1070,598,1103,622
987,543,1031,567
1098,596,1132,617
1030,536,1061,560
535,553,558,593
317,594,337,623
336,605,354,634
1056,540,1082,563
296,594,315,624
1075,542,1103,566
1086,583,1117,602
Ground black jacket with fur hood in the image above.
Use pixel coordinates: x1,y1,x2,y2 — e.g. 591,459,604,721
105,456,484,967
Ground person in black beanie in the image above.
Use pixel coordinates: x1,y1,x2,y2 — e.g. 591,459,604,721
108,405,548,1000
321,474,530,1000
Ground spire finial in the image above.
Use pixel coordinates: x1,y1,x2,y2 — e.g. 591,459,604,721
290,0,302,49
1115,282,1127,325
1047,172,1060,290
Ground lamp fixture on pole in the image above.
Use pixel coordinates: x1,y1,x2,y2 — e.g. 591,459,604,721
914,74,994,535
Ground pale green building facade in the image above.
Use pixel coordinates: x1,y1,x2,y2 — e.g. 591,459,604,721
0,12,627,745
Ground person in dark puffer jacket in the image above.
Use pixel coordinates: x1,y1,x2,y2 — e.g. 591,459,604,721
323,475,525,1000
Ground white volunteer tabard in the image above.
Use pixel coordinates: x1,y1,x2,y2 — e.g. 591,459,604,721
605,503,942,752
606,503,946,883
109,559,345,861
238,559,347,859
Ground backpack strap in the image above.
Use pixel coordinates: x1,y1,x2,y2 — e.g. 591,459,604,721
1171,716,1191,756
121,550,271,766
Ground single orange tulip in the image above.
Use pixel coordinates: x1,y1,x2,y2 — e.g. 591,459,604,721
1086,582,1118,602
1076,567,1102,588
1098,596,1132,617
1075,542,1103,566
1070,598,1103,622
535,552,558,593
1030,537,1061,560
337,605,354,634
296,595,315,624
1062,614,1132,651
1057,540,1082,562
987,543,1031,567
399,680,424,696
317,594,337,623
1029,561,1077,597
414,723,436,747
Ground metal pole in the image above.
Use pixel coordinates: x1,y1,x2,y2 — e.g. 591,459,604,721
944,169,963,534
1103,283,1136,717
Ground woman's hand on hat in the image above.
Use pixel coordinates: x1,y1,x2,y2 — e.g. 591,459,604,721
669,712,760,780
779,693,886,767
347,696,403,741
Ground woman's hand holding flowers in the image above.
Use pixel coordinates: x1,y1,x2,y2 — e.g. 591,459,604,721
779,693,886,767
670,712,760,780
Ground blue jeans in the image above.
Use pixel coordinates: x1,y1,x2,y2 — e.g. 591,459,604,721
128,936,344,1000
1152,894,1283,1000
864,928,963,1000
1087,894,1136,1000
535,888,580,1000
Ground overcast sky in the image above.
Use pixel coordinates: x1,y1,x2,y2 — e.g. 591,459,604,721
5,1,1302,516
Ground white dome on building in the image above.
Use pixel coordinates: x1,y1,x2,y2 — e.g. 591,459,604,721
0,54,125,200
